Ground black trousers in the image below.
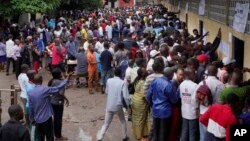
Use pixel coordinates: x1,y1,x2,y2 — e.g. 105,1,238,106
15,57,22,79
153,117,171,141
52,104,64,138
36,117,54,141
6,57,15,74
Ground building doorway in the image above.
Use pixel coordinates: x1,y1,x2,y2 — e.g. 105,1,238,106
199,20,204,35
233,36,245,69
186,14,188,27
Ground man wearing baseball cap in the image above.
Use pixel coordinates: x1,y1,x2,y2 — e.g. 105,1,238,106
197,54,209,83
218,57,236,82
146,50,160,73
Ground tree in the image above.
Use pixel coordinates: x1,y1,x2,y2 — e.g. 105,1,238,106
60,0,101,10
109,0,117,8
0,0,61,16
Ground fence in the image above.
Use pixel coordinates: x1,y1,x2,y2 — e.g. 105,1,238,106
0,85,20,124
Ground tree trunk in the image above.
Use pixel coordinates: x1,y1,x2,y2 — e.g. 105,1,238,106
111,1,115,8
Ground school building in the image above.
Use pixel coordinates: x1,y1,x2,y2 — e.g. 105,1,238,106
162,0,250,79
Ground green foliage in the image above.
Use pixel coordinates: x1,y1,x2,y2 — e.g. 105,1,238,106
0,0,61,16
0,0,103,16
60,0,101,10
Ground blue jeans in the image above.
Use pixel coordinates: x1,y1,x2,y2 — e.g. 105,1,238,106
181,118,198,141
101,69,113,86
199,121,207,141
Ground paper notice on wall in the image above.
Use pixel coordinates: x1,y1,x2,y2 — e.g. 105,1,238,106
185,2,189,14
203,28,207,44
219,41,230,57
233,3,250,33
199,0,205,15
228,32,232,43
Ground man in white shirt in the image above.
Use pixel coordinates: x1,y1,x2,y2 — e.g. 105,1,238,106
195,64,224,141
126,16,132,25
98,25,104,37
146,50,159,73
18,64,30,125
179,68,199,141
97,68,130,141
37,24,45,40
106,23,112,40
95,38,104,54
6,35,15,75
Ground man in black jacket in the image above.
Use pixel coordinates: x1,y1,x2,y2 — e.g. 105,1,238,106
0,104,30,141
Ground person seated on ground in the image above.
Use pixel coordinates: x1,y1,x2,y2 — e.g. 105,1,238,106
0,104,30,141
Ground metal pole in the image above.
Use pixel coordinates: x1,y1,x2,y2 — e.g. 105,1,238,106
14,88,18,105
0,91,2,125
10,85,14,105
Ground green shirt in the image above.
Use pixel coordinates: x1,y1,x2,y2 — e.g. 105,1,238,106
220,86,250,115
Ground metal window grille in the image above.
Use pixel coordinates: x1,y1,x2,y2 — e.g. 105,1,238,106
207,0,227,24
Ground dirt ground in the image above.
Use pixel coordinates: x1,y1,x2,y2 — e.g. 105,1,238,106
0,70,134,141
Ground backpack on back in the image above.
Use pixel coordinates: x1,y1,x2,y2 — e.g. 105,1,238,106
196,80,213,107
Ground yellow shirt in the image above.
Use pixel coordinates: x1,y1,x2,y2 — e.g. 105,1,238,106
81,28,88,40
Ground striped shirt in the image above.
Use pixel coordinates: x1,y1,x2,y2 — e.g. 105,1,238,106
144,73,163,95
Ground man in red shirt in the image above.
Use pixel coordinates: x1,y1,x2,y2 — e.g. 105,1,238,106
51,38,67,75
87,44,99,94
101,20,107,34
200,93,239,141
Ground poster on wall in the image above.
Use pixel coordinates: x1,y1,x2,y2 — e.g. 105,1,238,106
219,41,230,57
203,28,207,44
185,2,189,14
233,3,250,33
199,0,205,15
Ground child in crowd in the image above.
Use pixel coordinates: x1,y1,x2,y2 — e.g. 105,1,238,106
0,104,30,141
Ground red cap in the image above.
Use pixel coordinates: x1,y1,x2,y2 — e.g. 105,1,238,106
197,54,208,63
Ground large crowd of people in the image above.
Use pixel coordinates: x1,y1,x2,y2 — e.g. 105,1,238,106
0,3,250,141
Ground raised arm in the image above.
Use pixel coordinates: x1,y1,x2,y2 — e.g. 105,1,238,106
45,79,68,95
210,28,221,53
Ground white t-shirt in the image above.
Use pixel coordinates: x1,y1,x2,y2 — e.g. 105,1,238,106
98,27,103,37
37,27,45,39
54,30,62,38
146,59,154,72
130,26,135,33
126,18,132,25
18,73,29,99
95,41,104,54
6,39,15,58
179,80,198,120
131,67,139,83
106,25,113,40
83,41,89,51
125,67,132,84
